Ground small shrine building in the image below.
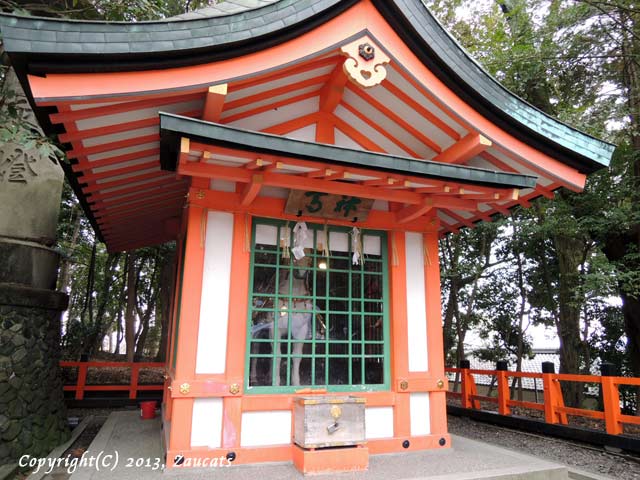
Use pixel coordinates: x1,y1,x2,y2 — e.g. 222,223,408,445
0,0,614,473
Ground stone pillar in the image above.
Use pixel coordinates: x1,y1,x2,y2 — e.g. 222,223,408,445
0,141,70,465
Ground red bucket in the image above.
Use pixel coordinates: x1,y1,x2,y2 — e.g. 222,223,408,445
140,401,157,420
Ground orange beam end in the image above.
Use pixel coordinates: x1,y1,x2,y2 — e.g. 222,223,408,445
434,133,492,164
202,84,228,122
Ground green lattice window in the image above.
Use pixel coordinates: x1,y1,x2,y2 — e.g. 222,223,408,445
245,218,390,394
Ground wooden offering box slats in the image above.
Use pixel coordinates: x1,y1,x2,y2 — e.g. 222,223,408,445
294,396,366,449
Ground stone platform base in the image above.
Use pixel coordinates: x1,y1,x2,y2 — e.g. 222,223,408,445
68,411,582,480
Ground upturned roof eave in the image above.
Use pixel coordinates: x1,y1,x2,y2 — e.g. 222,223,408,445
0,0,615,173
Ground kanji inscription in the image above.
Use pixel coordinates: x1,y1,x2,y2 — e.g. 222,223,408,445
285,190,374,221
0,149,38,184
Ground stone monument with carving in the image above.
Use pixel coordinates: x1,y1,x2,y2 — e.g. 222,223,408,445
0,71,69,467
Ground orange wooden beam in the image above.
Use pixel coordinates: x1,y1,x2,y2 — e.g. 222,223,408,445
431,196,478,211
92,184,187,209
68,134,158,160
90,179,188,204
319,60,348,113
49,92,202,124
382,79,461,141
332,115,385,152
262,113,319,136
434,133,492,164
340,101,420,158
60,109,200,144
225,75,328,112
240,174,263,207
73,147,160,171
178,160,425,205
346,83,442,154
223,90,318,124
79,160,158,183
395,198,434,224
202,84,227,122
94,190,186,217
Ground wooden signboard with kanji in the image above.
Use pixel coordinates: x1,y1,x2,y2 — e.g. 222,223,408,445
284,190,374,221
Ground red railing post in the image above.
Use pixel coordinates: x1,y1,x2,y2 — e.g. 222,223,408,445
76,363,88,400
459,360,480,409
129,363,140,400
496,360,511,416
541,361,567,425
601,363,623,435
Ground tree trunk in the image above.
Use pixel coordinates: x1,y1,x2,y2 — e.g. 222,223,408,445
125,252,137,362
554,232,586,407
155,249,176,362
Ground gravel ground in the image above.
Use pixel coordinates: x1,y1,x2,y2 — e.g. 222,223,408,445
448,414,640,480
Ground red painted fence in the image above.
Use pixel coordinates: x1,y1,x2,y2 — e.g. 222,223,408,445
446,366,640,435
59,361,164,400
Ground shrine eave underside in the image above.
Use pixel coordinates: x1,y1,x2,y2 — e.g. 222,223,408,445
0,0,614,172
161,113,536,190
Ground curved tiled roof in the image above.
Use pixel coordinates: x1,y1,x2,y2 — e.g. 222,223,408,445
0,0,614,173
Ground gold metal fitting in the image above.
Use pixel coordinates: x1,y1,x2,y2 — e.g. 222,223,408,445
196,190,205,200
399,380,409,391
330,405,342,420
437,379,445,389
229,383,240,395
179,383,190,395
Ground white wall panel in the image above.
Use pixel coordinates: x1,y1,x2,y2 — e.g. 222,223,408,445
191,398,223,448
365,407,394,439
410,393,430,436
240,411,292,447
405,232,429,372
195,211,234,374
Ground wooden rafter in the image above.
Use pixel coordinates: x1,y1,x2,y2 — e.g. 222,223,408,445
433,133,492,164
319,61,348,113
202,84,227,122
240,174,263,207
68,134,158,159
73,147,160,171
346,83,442,154
49,92,202,124
395,198,434,224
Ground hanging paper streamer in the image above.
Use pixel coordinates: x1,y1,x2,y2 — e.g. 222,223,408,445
423,236,432,267
244,213,251,253
350,226,363,266
281,222,291,260
291,221,308,260
322,223,330,259
391,232,399,267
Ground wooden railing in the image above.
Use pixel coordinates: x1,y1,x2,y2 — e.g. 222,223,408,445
60,361,165,400
446,363,640,435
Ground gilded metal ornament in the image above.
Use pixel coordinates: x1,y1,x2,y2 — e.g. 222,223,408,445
437,379,445,389
179,382,190,395
341,35,390,88
399,380,409,391
229,383,240,395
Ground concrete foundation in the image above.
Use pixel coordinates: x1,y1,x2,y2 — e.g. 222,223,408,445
68,411,573,480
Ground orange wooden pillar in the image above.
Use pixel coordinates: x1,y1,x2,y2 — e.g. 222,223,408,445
389,230,410,438
167,202,207,457
222,212,251,448
423,231,449,444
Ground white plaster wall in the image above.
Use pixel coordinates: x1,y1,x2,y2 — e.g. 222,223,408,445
410,393,431,436
405,232,429,372
191,398,223,448
240,411,292,447
195,211,234,374
365,407,394,439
